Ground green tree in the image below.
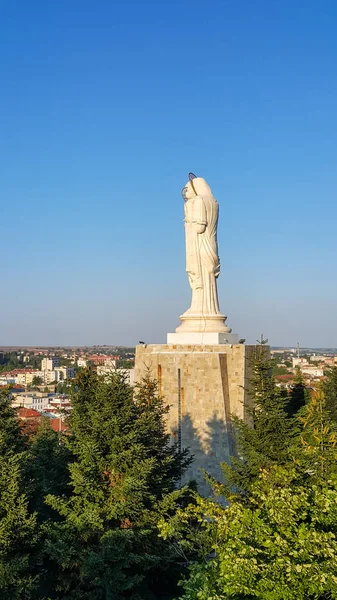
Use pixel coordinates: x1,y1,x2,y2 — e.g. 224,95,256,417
272,364,290,376
22,419,71,600
0,389,38,599
118,359,134,369
0,352,20,372
31,376,43,386
30,356,42,370
160,395,337,600
44,369,190,599
0,388,26,455
0,453,38,600
222,342,297,495
322,366,337,423
295,392,337,481
163,465,337,600
286,366,311,417
25,418,71,522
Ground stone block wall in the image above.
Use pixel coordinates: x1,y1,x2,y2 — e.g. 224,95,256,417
134,343,259,495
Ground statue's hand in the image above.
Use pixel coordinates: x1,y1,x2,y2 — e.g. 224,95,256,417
196,223,206,234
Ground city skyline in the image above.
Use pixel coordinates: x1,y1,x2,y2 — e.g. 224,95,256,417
1,1,337,347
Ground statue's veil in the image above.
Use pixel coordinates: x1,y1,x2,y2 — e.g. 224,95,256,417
190,177,214,200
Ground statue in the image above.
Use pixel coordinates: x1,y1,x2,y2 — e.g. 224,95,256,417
176,173,231,334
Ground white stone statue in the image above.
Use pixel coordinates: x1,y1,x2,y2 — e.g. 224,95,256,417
175,173,231,334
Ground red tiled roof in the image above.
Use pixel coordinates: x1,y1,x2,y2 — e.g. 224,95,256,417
2,369,39,376
17,407,42,419
49,418,68,432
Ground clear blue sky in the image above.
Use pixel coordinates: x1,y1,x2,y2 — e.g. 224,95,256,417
1,0,337,347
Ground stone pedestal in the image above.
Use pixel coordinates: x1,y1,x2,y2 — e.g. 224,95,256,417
167,332,240,345
134,343,257,496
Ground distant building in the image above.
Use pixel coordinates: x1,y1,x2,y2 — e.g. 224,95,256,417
88,355,118,366
42,396,72,419
54,367,75,381
292,357,308,368
17,407,68,435
42,370,58,384
16,370,45,385
301,366,324,378
17,407,41,419
77,357,87,368
41,357,59,371
12,393,50,412
0,375,16,385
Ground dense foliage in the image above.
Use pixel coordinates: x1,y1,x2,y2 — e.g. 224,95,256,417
159,345,337,600
1,349,337,600
322,365,337,424
0,372,190,599
221,342,299,495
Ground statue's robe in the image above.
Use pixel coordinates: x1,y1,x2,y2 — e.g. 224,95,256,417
184,194,221,315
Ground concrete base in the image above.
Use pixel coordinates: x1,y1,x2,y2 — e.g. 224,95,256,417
167,332,240,345
134,343,260,496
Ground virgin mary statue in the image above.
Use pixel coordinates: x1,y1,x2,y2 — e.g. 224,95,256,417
176,174,231,334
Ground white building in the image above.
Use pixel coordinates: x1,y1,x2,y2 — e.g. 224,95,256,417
42,370,58,384
54,367,75,381
302,366,324,378
104,358,116,368
310,354,325,362
41,357,59,371
0,376,16,385
292,357,308,368
97,364,115,377
77,357,87,368
15,371,45,386
12,393,50,412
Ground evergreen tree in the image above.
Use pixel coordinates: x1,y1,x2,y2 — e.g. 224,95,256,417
222,341,297,495
287,366,311,417
22,420,71,600
0,389,38,599
160,396,337,600
322,365,337,423
0,387,26,455
44,369,190,599
0,453,38,600
25,417,71,522
295,392,337,482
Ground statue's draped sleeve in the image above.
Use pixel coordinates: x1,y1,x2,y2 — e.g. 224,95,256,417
192,195,207,225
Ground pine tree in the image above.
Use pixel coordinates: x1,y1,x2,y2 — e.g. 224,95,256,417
295,392,337,482
0,387,26,455
0,453,38,600
322,365,337,423
159,394,337,600
287,366,311,417
24,418,71,523
43,369,190,599
222,341,297,495
0,389,38,599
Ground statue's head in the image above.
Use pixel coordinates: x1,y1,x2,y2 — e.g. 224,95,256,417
182,172,197,200
182,173,214,200
182,180,196,200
